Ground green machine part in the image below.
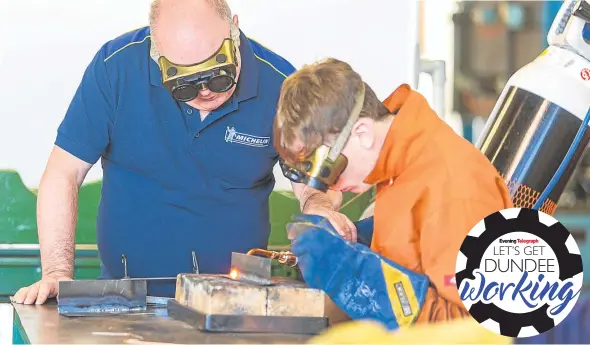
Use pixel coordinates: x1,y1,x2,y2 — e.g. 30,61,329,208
0,171,102,302
0,170,373,300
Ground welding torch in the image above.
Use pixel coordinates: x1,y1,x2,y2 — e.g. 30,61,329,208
243,212,319,267
243,216,309,267
246,248,298,267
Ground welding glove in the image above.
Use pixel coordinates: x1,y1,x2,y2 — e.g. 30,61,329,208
287,214,374,247
288,214,430,331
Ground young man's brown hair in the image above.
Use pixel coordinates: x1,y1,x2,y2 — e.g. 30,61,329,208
273,58,390,163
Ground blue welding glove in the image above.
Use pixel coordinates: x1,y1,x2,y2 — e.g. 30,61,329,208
288,214,430,331
287,214,374,247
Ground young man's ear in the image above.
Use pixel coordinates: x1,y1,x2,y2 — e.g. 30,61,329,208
353,119,375,150
233,15,239,28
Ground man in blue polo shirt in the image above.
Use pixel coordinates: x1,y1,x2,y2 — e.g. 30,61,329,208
13,0,356,303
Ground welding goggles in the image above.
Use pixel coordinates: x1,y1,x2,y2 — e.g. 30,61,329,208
159,38,238,102
279,83,366,192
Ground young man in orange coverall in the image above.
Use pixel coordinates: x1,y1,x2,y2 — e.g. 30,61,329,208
275,58,514,330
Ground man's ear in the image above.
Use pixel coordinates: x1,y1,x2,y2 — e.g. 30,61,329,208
233,14,239,28
353,119,374,150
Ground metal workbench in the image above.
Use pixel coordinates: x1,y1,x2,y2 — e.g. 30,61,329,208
11,301,312,344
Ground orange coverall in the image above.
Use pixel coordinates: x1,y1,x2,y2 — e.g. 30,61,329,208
364,84,514,323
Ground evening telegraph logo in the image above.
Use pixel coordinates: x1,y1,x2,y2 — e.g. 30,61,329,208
455,208,583,338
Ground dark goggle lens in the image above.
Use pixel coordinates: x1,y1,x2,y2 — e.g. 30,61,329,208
207,75,235,93
172,84,199,102
172,76,234,101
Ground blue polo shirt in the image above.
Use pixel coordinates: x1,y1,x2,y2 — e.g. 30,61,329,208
55,27,296,296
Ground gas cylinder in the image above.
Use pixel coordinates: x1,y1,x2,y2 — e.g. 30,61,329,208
476,0,590,215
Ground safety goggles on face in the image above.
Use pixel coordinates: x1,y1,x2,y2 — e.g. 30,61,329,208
280,83,366,192
159,38,238,102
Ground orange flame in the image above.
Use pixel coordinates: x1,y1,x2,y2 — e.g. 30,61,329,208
229,267,239,280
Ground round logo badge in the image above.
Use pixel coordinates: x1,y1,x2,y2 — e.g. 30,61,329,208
455,208,584,338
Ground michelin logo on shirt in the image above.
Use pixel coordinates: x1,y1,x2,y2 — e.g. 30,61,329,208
225,126,270,148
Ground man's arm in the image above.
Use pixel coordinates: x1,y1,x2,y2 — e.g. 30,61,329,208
12,148,93,305
38,147,92,278
13,47,114,304
290,182,357,241
291,182,342,211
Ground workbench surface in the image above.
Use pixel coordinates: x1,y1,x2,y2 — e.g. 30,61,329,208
12,301,313,344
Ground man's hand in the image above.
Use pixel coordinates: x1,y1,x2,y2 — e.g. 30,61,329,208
12,274,72,305
291,182,357,241
303,206,357,242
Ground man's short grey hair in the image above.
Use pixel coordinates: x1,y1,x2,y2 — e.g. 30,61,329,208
149,0,240,58
149,0,233,31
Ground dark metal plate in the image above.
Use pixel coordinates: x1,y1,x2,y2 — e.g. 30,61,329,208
58,279,147,316
167,299,328,334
